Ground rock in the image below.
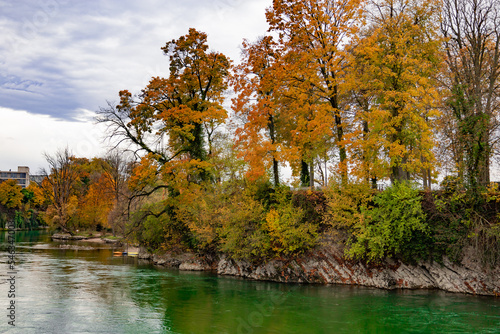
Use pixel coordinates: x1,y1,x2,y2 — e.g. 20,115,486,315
51,234,88,240
102,238,122,244
216,245,500,296
179,261,208,271
137,244,499,296
138,247,152,260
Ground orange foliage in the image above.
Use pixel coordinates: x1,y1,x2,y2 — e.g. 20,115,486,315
264,0,365,184
78,174,114,229
232,36,285,183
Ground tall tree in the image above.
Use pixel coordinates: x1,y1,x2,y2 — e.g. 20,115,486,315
41,148,79,234
97,28,231,183
350,0,442,184
232,36,284,185
266,0,365,186
97,29,232,248
441,0,500,194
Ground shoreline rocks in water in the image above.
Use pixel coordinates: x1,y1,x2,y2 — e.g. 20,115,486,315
139,245,500,296
52,233,90,240
51,234,123,246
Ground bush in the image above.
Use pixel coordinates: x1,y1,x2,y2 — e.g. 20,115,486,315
217,185,319,261
292,189,327,228
217,191,271,261
132,200,191,253
323,182,375,232
347,182,429,263
265,188,318,255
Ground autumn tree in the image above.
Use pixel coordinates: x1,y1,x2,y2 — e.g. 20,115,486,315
266,0,365,186
232,36,284,185
77,173,114,230
41,148,79,234
350,0,442,185
0,179,23,210
23,182,45,208
102,151,131,235
98,29,232,249
97,28,230,184
440,0,500,196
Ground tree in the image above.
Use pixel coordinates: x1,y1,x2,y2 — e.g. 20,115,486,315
232,36,284,185
266,0,365,186
77,173,114,230
24,182,45,208
103,150,131,235
350,0,442,185
0,179,23,210
41,148,79,234
440,0,500,196
97,28,230,184
98,29,232,248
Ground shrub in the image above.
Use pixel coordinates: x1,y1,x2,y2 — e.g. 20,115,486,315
217,192,271,261
323,182,375,233
292,189,327,228
265,188,318,255
347,182,429,263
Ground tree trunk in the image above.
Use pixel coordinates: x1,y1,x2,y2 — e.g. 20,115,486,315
272,157,279,187
269,113,279,186
300,160,310,187
309,159,315,189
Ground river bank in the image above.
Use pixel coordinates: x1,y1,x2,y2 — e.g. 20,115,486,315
48,232,500,296
137,243,500,297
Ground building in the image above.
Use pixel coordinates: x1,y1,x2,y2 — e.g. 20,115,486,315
0,166,30,188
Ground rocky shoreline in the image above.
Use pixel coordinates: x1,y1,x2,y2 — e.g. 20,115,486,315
138,244,500,296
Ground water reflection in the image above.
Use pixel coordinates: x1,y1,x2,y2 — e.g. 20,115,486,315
0,231,498,334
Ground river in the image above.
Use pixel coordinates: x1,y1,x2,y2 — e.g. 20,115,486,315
0,230,498,333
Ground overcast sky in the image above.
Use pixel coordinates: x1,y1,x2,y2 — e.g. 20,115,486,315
0,0,271,172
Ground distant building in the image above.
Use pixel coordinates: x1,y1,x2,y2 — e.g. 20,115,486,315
0,166,30,188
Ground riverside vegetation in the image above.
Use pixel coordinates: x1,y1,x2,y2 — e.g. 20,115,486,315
2,0,499,287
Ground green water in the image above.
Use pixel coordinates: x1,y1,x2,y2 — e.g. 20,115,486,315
0,231,498,334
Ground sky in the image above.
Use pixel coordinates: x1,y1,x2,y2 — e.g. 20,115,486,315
0,0,271,173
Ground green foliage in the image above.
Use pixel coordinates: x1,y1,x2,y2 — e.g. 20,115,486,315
139,213,170,251
440,175,462,195
217,190,271,261
265,187,318,256
422,186,500,268
346,182,429,263
248,180,277,210
21,188,34,204
131,199,191,253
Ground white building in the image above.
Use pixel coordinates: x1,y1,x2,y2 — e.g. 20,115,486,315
0,166,30,188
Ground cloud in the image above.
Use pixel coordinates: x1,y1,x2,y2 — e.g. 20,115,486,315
0,0,270,121
0,107,107,171
0,0,271,172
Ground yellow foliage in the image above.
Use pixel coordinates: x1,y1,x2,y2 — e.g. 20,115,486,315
323,182,374,230
0,179,23,209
